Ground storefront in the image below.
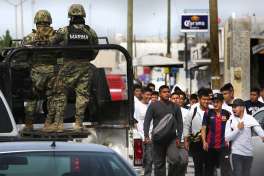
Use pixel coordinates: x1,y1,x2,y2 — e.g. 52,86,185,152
133,55,184,90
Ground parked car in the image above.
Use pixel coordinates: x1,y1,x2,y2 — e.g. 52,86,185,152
251,107,264,176
0,141,138,176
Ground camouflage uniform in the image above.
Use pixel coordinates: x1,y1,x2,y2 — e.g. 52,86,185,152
44,4,98,132
22,10,56,131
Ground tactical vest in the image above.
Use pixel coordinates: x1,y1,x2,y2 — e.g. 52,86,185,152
67,25,91,46
64,25,96,61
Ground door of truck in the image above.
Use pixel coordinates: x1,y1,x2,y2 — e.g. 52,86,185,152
0,90,18,137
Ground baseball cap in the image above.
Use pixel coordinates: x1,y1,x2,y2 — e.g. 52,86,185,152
212,93,224,101
232,98,245,107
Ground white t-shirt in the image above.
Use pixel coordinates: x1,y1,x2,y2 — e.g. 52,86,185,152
134,101,152,140
134,96,141,106
183,103,207,137
181,107,189,142
222,101,233,115
259,96,264,103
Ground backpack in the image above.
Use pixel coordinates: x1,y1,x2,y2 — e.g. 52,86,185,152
152,113,177,144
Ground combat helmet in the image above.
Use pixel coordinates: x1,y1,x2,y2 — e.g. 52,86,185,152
34,10,52,24
68,4,86,18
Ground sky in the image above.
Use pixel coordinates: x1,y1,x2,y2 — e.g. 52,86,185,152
0,0,263,39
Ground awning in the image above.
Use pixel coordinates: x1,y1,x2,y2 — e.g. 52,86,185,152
133,55,184,67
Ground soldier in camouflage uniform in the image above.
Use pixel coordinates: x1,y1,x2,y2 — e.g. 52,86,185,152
43,4,98,132
22,10,56,131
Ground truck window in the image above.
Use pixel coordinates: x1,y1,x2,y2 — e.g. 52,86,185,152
0,97,13,133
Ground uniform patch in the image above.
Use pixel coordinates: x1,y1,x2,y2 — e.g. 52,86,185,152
69,34,89,40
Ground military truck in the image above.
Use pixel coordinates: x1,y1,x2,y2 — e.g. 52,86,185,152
0,44,143,170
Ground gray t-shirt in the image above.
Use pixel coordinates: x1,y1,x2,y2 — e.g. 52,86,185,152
144,101,183,140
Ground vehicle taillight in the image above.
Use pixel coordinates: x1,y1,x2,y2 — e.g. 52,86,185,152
134,138,143,166
71,157,81,172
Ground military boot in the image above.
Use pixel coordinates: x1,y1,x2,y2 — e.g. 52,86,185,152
22,119,34,132
74,118,83,132
41,119,53,132
42,122,64,133
54,121,64,133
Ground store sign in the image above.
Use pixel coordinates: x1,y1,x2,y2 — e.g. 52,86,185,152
252,43,264,54
181,14,209,32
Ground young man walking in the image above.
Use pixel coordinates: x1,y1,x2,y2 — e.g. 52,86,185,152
225,99,264,176
183,88,210,176
201,93,232,176
220,83,235,114
245,88,264,115
171,91,189,176
134,87,153,176
151,91,159,103
144,85,183,176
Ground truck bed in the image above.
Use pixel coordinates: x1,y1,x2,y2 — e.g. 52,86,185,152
20,129,91,139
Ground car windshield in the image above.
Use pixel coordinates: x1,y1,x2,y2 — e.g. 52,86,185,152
0,151,136,176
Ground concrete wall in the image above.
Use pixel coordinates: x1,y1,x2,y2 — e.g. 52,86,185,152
224,17,251,100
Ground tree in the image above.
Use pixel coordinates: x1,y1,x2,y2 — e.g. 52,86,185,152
0,30,13,51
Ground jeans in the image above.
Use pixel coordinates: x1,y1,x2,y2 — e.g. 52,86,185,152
189,141,206,176
143,143,153,176
206,148,232,176
168,160,187,176
152,140,176,176
232,154,253,176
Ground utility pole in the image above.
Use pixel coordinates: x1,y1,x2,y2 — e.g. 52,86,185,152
20,0,24,37
166,0,171,58
209,0,221,89
184,33,188,78
127,0,133,57
15,5,18,39
31,0,35,29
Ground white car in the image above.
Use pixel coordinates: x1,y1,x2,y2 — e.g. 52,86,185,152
0,141,138,176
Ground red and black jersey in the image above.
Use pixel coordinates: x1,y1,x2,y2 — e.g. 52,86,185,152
202,109,230,149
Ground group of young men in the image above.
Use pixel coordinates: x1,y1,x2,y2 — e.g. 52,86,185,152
134,82,264,176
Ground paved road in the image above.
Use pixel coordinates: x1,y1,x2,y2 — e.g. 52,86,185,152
137,157,195,176
186,157,195,176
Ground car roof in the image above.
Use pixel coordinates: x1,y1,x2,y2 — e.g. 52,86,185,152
0,141,114,154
